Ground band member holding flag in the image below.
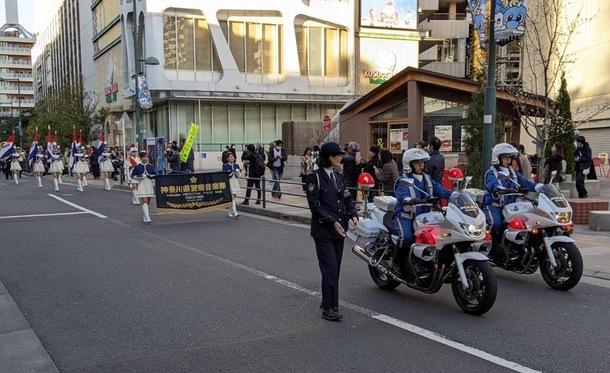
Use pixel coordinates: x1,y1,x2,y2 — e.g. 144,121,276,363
49,144,63,192
98,131,114,191
128,146,141,205
0,134,16,179
131,151,156,224
10,147,24,184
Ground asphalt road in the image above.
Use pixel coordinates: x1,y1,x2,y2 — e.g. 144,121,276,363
0,176,609,372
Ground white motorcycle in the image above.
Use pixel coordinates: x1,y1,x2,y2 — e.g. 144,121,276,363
348,178,497,315
476,171,583,290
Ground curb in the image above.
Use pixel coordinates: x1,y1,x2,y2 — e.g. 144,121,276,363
236,205,311,225
236,207,610,283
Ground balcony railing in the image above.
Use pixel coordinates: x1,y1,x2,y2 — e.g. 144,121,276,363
426,12,468,21
0,73,32,79
0,46,30,53
0,59,31,66
0,98,35,105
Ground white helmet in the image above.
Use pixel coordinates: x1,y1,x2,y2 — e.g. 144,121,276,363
491,143,518,165
402,148,430,173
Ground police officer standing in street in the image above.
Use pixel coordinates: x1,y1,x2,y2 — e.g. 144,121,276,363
305,142,358,321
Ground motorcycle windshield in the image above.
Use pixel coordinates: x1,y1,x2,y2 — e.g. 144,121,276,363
541,184,569,208
449,193,480,218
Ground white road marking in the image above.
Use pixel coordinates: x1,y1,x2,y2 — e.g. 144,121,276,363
0,211,88,220
47,194,107,219
580,275,610,289
107,218,539,373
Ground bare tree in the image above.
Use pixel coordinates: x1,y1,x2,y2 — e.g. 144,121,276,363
501,0,608,155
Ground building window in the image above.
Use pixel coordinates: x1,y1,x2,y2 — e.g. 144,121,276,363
228,21,283,77
93,0,120,36
163,10,221,72
295,24,348,78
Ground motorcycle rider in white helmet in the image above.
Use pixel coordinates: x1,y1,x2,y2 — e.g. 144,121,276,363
483,143,543,263
391,147,454,276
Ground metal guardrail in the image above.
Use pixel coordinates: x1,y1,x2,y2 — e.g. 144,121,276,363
235,175,395,211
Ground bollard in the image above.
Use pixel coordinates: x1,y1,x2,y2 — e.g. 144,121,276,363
261,176,267,209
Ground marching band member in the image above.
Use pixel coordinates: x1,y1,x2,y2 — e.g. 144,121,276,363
49,145,64,192
33,146,46,188
128,147,141,205
99,145,114,191
222,152,242,219
10,147,23,184
131,151,156,224
73,146,88,192
82,145,92,187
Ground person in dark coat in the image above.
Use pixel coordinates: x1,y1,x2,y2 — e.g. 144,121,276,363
379,148,398,195
267,140,287,198
425,137,445,183
543,143,564,184
241,144,264,205
341,141,363,200
166,144,181,173
574,135,592,198
90,145,100,179
362,145,382,201
305,142,358,321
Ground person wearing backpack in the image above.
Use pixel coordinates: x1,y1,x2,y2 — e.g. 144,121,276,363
241,144,264,205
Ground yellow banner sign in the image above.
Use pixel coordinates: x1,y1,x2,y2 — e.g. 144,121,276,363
180,123,199,163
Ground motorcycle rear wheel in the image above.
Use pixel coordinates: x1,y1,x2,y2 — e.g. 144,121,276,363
540,242,583,291
368,264,401,290
451,261,497,316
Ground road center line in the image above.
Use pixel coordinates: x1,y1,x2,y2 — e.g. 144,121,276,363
0,211,88,220
106,215,539,373
47,194,108,219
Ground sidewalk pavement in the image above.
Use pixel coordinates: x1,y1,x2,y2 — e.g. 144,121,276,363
80,174,610,282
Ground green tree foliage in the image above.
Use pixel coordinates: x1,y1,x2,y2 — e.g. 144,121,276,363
25,84,108,149
463,87,504,186
544,73,575,173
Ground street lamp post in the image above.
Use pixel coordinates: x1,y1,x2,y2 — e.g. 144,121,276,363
482,0,497,174
0,75,23,149
131,0,159,149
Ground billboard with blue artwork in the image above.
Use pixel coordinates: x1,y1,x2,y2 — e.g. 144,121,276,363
468,0,527,46
361,0,418,30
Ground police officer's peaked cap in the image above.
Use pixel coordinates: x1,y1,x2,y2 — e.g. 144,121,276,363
320,142,344,156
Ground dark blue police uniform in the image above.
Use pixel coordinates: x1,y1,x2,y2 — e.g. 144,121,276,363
305,166,357,318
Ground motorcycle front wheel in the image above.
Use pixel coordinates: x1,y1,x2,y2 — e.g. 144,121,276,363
451,261,497,315
540,242,583,291
368,264,401,290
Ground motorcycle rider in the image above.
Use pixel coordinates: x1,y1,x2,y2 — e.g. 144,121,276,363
392,148,454,276
483,143,544,262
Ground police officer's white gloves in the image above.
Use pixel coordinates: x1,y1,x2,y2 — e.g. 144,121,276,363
535,183,544,193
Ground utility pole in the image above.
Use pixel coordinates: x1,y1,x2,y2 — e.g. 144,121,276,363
482,0,497,174
132,0,141,149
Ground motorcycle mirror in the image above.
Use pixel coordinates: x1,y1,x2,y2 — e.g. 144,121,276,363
549,170,557,184
464,176,473,189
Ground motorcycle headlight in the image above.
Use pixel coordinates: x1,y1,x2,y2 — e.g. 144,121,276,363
460,223,484,237
555,212,572,224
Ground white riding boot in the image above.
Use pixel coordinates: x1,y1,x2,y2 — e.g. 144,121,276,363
53,179,59,192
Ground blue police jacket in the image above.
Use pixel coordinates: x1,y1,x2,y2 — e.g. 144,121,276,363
305,168,358,240
483,166,537,206
394,172,453,217
131,163,156,179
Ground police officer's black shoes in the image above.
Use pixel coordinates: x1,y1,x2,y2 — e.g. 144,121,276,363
321,309,342,321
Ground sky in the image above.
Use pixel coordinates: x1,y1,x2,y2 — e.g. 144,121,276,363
0,0,62,35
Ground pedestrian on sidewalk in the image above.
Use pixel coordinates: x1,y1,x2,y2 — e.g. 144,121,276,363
342,141,363,200
242,144,264,205
425,137,445,183
380,149,398,195
300,147,314,191
267,140,287,199
131,151,156,224
363,145,382,202
543,143,565,184
305,141,358,322
223,153,242,218
517,144,533,181
575,135,592,198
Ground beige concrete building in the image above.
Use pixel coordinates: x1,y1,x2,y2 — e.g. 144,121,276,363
0,0,35,125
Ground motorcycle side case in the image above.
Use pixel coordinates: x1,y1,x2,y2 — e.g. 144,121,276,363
355,219,381,238
374,196,397,212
